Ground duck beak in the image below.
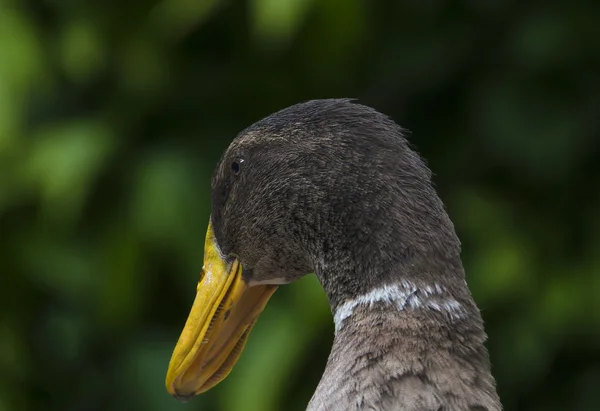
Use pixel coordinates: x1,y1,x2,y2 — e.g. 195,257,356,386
165,222,278,400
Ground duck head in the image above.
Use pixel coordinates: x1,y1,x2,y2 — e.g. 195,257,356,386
165,98,461,400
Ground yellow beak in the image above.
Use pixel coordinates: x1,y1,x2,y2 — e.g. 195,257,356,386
165,222,278,399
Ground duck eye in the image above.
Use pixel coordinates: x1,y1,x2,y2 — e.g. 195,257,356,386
231,159,243,175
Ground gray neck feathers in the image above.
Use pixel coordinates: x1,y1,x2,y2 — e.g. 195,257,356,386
307,270,502,410
304,163,501,409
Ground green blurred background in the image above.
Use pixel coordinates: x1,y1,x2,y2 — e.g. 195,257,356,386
1,0,599,410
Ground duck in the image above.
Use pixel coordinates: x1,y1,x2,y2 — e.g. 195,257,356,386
164,99,502,410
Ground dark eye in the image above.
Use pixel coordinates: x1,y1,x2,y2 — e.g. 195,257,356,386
231,159,244,175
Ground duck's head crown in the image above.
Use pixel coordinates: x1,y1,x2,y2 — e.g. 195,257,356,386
210,98,463,308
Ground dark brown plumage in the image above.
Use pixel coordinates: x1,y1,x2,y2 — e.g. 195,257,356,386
203,99,501,409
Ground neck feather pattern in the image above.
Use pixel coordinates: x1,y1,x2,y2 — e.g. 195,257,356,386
333,279,466,334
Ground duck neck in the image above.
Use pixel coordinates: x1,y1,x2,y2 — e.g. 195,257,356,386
308,262,501,410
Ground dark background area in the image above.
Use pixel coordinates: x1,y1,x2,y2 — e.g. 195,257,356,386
1,1,599,410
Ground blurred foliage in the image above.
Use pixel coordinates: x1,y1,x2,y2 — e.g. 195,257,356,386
0,0,599,410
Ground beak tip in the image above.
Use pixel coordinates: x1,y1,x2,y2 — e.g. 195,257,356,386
166,382,195,403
